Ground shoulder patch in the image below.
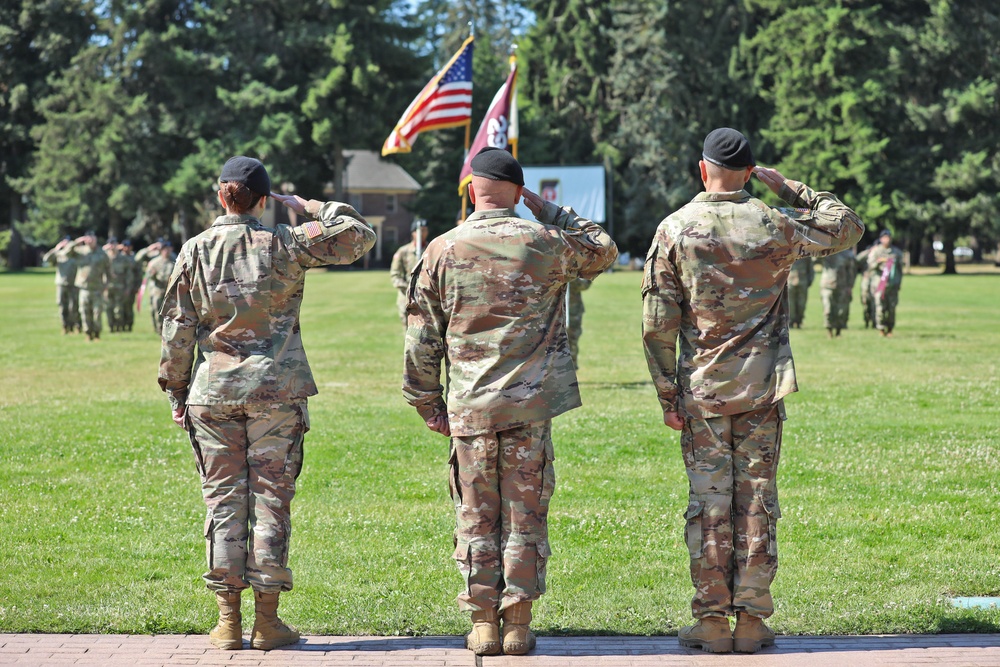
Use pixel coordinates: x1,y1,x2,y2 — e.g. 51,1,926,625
303,220,323,239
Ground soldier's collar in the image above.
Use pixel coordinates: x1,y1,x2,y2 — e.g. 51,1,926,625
693,190,751,203
212,213,263,227
465,207,516,222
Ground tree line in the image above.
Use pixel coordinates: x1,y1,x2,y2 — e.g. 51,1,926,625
2,0,997,272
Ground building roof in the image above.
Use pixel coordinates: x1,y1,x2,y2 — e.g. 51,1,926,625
344,150,421,193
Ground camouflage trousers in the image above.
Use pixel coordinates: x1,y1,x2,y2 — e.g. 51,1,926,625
78,288,104,336
874,288,899,333
786,283,808,326
122,290,137,329
148,287,165,333
186,400,308,593
820,287,850,329
106,286,126,329
56,284,79,331
449,420,556,614
681,402,783,619
396,291,408,329
859,277,875,327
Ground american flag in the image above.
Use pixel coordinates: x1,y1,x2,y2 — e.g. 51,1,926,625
382,36,474,156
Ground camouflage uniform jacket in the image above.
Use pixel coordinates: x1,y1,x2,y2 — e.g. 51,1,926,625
145,255,176,291
403,202,618,436
786,257,814,288
70,244,111,291
390,241,419,292
109,253,134,290
42,247,77,286
642,181,864,418
867,245,904,290
158,202,376,411
819,248,856,289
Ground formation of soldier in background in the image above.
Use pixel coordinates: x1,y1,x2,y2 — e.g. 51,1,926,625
42,236,178,338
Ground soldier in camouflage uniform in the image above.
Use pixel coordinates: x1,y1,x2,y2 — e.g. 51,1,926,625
68,233,112,341
855,244,876,328
42,237,80,334
158,156,376,652
566,277,592,368
145,242,176,333
867,229,904,337
105,238,133,332
403,148,617,657
818,247,857,338
642,129,863,654
785,257,813,329
119,240,141,331
389,219,428,327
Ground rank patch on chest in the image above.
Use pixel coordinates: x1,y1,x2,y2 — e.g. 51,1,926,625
303,221,323,239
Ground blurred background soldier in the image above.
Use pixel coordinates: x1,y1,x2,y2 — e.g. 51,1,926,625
120,240,140,331
145,241,175,333
868,229,904,337
566,277,591,367
855,243,876,328
389,219,427,328
642,129,863,655
42,237,80,334
159,156,375,652
105,238,132,332
403,148,617,657
68,232,111,341
786,257,814,329
818,247,856,338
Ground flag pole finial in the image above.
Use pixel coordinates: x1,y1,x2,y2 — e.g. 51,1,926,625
468,20,474,38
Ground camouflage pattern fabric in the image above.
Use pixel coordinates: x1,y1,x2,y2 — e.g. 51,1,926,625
70,244,111,337
566,277,592,368
159,201,376,411
121,252,140,330
403,201,618,436
145,255,176,333
107,252,133,331
818,248,856,330
78,288,104,337
785,258,814,328
450,420,555,613
855,247,876,328
186,400,307,593
390,241,419,326
867,245,904,333
43,246,80,331
682,402,783,619
641,180,864,419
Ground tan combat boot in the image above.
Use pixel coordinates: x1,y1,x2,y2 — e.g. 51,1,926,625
250,590,300,650
501,602,536,655
733,612,775,653
465,608,501,656
678,616,732,653
208,591,243,650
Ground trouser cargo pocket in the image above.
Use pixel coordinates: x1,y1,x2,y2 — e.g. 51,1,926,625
684,499,706,559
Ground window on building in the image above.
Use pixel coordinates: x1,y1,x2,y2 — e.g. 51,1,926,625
386,227,398,250
385,194,397,213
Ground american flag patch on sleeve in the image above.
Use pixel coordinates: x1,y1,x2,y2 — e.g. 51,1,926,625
303,221,323,239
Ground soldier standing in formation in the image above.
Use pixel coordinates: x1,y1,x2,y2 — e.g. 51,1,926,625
120,240,141,331
566,277,591,368
159,156,375,652
403,147,617,657
42,237,80,334
389,219,428,328
105,238,134,332
68,232,111,341
818,247,857,338
855,243,876,328
145,241,176,333
785,257,814,329
642,129,863,654
868,229,904,337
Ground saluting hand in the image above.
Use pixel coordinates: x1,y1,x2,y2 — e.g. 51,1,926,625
753,166,788,196
521,188,546,217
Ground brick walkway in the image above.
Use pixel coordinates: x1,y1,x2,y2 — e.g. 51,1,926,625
2,634,999,666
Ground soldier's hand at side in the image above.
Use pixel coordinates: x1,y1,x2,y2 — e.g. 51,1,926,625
522,188,546,217
426,413,451,437
753,166,787,196
663,411,684,431
172,406,186,429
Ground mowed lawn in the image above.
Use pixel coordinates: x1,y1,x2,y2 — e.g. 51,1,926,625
0,266,997,636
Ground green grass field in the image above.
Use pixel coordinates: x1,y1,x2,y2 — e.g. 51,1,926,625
0,266,997,636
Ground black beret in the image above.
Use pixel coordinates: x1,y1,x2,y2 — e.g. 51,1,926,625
470,147,524,186
122,239,132,247
219,156,271,198
702,128,755,170
880,228,892,238
411,218,427,232
108,236,118,244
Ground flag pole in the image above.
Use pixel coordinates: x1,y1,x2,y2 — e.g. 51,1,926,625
509,44,518,160
460,21,475,222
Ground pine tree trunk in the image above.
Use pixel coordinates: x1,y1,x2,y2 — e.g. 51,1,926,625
7,197,24,271
942,236,957,275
